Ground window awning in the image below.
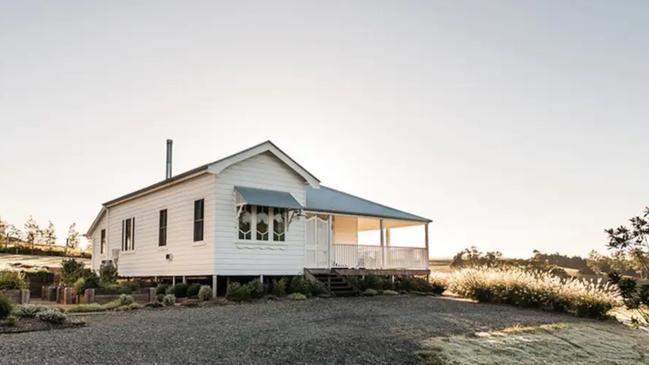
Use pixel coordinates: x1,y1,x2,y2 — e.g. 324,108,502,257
235,186,304,210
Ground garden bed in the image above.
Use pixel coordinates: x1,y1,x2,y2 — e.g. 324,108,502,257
0,317,84,334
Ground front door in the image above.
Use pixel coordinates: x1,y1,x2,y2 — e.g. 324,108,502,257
305,215,330,268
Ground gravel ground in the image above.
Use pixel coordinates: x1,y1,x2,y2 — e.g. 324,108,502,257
0,295,578,365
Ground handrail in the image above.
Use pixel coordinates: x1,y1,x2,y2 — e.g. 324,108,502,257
331,244,428,270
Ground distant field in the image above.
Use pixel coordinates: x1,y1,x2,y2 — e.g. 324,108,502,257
429,259,453,273
0,253,90,271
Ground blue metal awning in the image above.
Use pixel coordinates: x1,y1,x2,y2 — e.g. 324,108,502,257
235,186,303,210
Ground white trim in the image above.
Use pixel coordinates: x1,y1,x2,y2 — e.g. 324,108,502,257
207,142,320,188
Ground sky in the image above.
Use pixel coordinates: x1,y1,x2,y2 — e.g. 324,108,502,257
1,1,648,258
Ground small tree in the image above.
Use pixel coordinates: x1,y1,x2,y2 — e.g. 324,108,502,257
0,217,6,249
65,223,80,255
605,206,649,279
24,215,40,253
7,225,22,250
43,221,57,247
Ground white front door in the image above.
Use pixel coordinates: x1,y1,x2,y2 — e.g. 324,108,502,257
305,215,330,268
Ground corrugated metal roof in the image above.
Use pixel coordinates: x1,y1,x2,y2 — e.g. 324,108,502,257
305,186,431,222
236,186,304,210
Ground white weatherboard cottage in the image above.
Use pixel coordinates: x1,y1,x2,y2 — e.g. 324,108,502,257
86,141,431,296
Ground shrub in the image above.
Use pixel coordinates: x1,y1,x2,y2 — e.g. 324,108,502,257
168,283,189,298
608,271,622,284
36,309,67,324
577,266,596,275
124,279,156,291
95,284,132,295
66,304,106,313
5,315,17,327
271,278,288,297
617,277,637,299
13,304,48,318
162,294,176,306
187,283,201,298
248,279,265,299
397,276,438,293
102,294,135,310
288,276,326,297
287,293,306,301
639,284,649,306
0,271,28,290
156,284,170,295
447,267,619,319
197,286,212,302
61,259,85,286
156,293,165,302
99,262,118,285
226,282,251,302
0,294,13,320
362,288,378,296
383,290,399,296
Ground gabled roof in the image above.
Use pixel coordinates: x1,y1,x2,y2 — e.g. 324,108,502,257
102,141,319,208
305,186,431,223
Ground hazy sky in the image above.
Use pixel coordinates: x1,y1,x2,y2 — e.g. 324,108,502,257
1,1,648,258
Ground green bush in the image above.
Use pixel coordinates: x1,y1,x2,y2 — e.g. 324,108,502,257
362,288,378,296
66,303,106,313
287,293,307,301
271,278,288,297
124,279,156,291
248,279,265,299
617,277,637,299
383,290,399,296
61,259,85,286
162,294,176,306
99,262,118,285
5,315,17,327
639,284,649,306
289,276,310,295
0,271,28,290
288,276,325,297
13,304,48,318
36,309,67,324
95,284,132,295
0,294,13,320
168,283,189,298
395,276,438,293
74,272,100,295
156,293,165,302
226,282,251,302
102,294,135,310
198,286,212,302
187,283,201,298
156,284,169,295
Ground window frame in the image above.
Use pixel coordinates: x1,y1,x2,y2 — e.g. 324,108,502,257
193,199,204,242
238,205,288,243
121,217,135,251
100,229,106,254
159,209,168,247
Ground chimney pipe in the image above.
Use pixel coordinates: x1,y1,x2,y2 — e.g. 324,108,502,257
166,139,173,179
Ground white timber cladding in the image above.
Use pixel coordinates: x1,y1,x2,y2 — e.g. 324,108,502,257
93,173,217,276
214,152,307,275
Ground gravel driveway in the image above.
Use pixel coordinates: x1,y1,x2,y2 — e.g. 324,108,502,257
0,295,578,365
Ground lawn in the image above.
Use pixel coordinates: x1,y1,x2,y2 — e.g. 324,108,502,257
419,321,649,365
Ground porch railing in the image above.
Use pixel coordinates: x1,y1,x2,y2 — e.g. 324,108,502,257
332,244,428,270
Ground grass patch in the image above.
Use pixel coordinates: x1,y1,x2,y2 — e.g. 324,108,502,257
419,322,649,365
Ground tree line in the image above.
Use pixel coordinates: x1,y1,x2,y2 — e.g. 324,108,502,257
0,215,81,254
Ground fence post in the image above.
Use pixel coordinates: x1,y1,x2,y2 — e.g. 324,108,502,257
148,287,156,303
20,289,30,304
84,288,95,304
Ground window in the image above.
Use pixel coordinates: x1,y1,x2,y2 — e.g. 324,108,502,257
122,217,135,251
159,209,167,246
100,229,106,254
238,206,287,243
238,205,252,240
193,199,204,242
256,206,269,240
273,208,287,242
